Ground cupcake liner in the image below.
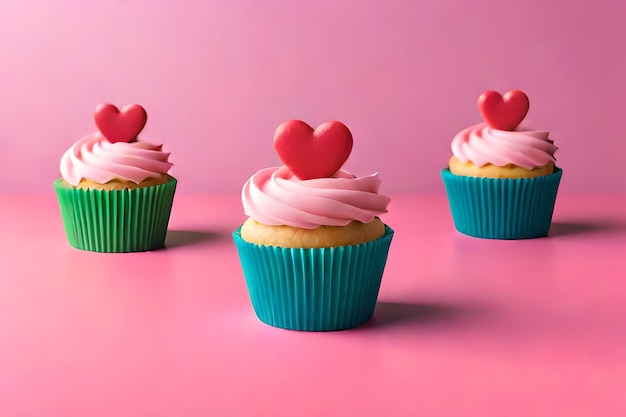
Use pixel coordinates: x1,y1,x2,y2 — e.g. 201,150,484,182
441,167,562,239
232,225,394,331
54,176,177,252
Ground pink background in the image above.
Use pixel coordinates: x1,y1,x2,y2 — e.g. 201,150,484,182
1,2,626,414
1,0,625,194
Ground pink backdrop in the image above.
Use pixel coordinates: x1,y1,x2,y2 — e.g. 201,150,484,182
1,0,625,194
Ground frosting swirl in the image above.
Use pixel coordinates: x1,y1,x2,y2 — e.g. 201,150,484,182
242,166,390,229
451,122,557,169
60,133,173,186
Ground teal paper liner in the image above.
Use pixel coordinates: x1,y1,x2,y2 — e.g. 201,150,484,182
441,167,562,239
54,176,177,252
233,225,394,331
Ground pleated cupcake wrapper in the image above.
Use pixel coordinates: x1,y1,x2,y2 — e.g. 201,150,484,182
54,177,177,253
441,168,562,239
233,225,394,331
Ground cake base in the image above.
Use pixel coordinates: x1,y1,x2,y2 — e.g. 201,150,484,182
240,217,386,248
70,174,171,191
449,155,554,179
441,167,562,239
54,176,177,252
233,224,395,331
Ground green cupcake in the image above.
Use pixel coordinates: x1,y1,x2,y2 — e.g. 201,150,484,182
55,103,176,252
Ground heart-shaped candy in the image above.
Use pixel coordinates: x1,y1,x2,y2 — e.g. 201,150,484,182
94,103,147,143
478,90,529,131
273,120,353,180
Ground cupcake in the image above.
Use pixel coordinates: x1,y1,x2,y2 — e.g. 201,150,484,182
54,103,177,252
441,90,562,239
233,120,393,331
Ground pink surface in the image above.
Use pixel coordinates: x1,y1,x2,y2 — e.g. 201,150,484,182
1,193,626,416
1,1,626,193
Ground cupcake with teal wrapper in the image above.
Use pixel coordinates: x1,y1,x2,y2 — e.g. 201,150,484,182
233,120,393,331
54,103,177,252
441,90,562,239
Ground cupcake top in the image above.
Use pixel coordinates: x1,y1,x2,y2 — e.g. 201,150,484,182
242,120,390,229
451,90,558,169
60,104,173,186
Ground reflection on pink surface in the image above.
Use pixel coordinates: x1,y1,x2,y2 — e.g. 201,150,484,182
0,193,625,416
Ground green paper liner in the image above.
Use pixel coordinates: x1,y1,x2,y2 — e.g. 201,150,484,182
233,225,394,331
54,176,177,252
441,167,562,239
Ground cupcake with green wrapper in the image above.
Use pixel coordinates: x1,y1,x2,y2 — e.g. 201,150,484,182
233,119,393,331
441,90,562,239
54,103,176,252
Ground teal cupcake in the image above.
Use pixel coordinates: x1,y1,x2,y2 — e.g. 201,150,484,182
55,103,176,252
442,90,561,239
233,120,393,331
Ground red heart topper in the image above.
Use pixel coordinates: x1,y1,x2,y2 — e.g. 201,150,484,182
274,120,353,180
94,103,147,143
478,90,529,131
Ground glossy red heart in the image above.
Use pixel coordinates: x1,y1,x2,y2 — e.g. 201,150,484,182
273,120,353,180
94,103,147,143
478,90,530,131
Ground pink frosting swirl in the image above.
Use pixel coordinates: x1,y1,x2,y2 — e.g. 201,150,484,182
60,133,173,186
451,123,558,169
242,166,390,229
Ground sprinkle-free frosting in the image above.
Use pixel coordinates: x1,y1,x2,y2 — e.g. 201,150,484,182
242,166,390,229
451,122,558,169
60,133,173,186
